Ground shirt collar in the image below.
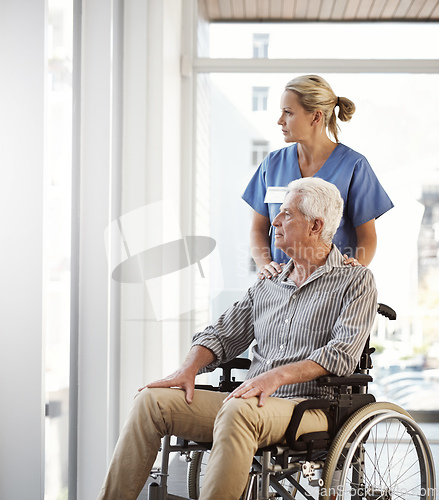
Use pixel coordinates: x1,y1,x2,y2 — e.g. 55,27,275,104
323,244,345,271
278,244,344,285
279,259,295,281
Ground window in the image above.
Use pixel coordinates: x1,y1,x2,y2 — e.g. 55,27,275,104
253,33,269,58
206,67,439,422
252,86,269,111
252,140,270,167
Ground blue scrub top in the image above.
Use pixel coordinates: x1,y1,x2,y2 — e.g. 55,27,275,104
242,143,394,264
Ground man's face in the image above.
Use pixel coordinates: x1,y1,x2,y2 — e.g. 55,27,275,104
272,192,312,258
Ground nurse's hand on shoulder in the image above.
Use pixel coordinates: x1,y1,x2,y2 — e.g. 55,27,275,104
258,261,284,280
343,254,364,267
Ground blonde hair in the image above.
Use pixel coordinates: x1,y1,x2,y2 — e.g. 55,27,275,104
284,75,356,143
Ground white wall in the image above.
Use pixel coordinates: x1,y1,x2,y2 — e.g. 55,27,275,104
0,0,46,498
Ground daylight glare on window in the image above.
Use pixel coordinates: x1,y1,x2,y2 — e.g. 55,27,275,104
44,1,73,499
208,22,439,59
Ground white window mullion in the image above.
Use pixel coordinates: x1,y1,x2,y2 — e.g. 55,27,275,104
193,57,439,74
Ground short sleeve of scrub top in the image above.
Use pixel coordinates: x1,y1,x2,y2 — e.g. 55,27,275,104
242,143,394,264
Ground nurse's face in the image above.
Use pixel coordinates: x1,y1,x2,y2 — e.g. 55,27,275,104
277,90,314,143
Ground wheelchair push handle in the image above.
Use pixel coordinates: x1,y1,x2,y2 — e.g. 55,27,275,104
377,303,396,320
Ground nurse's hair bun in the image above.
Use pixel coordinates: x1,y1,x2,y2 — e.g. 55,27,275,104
285,74,356,143
337,96,356,123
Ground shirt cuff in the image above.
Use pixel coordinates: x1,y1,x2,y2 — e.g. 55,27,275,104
306,346,356,377
191,334,224,373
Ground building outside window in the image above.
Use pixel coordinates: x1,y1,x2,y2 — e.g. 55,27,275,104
252,140,270,167
253,33,269,58
252,86,269,111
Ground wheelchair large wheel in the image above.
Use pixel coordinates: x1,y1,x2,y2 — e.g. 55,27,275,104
321,402,436,500
187,450,208,499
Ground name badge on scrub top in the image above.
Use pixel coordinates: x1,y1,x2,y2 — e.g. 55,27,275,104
264,186,288,204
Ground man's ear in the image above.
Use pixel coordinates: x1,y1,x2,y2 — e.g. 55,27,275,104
311,218,324,236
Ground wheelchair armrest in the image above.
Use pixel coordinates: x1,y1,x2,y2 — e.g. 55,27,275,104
285,398,331,449
195,358,251,393
317,373,373,387
218,358,252,371
193,384,221,392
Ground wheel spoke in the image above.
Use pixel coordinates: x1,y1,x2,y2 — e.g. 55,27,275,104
359,430,422,497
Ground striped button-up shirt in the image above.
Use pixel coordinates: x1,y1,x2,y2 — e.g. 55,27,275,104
192,246,377,399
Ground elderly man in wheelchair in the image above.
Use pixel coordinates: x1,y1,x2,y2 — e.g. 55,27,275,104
98,178,435,500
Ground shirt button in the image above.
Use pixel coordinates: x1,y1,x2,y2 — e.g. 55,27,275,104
266,360,271,365
292,295,297,300
279,345,284,350
284,318,289,324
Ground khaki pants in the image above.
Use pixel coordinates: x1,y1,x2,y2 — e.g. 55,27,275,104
97,388,328,500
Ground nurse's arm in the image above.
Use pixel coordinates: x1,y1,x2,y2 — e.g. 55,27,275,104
354,219,377,266
250,210,282,279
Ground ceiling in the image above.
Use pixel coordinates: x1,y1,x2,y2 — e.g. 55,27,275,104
199,0,439,22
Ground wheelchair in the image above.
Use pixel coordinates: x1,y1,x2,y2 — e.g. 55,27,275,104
148,304,436,500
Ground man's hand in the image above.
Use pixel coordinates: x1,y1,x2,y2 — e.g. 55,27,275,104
138,346,216,404
139,366,197,404
223,369,283,407
223,360,329,407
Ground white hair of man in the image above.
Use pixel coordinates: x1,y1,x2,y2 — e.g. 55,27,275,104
287,177,344,246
